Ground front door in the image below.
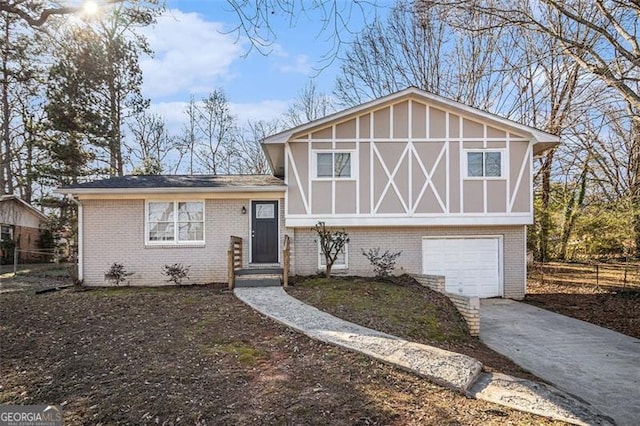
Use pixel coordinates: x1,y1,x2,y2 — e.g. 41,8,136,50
251,201,279,263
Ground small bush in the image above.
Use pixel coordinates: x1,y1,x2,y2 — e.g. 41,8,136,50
163,263,191,285
105,263,128,286
362,247,402,278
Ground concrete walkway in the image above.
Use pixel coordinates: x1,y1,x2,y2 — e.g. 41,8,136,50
235,287,612,425
481,299,640,426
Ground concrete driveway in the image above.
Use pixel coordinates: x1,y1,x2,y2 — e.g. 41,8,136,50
480,299,640,426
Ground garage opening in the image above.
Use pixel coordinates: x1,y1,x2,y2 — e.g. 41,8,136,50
422,237,502,298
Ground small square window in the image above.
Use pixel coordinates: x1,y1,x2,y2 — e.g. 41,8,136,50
466,151,502,178
315,152,353,179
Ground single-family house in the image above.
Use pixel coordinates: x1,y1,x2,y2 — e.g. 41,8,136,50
0,195,50,262
58,87,559,298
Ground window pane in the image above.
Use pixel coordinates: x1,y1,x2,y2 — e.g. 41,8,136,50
317,153,333,177
149,222,174,241
178,222,203,241
318,243,347,266
467,152,484,177
148,202,173,222
0,225,11,241
335,153,351,178
255,203,275,219
178,202,203,221
485,152,501,177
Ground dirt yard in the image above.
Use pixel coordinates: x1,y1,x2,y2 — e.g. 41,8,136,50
0,284,562,425
288,275,540,381
526,275,640,339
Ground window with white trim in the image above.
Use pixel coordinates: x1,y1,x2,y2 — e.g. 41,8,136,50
318,239,348,270
146,201,204,244
466,151,504,178
315,151,353,179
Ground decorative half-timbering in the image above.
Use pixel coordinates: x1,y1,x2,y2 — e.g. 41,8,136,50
263,87,557,228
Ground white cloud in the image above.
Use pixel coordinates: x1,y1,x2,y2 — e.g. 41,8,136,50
140,9,244,99
274,54,312,75
230,100,289,125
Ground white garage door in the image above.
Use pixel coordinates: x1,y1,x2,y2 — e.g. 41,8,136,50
422,237,502,298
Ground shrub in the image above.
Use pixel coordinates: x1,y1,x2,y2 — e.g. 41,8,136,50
362,247,402,278
105,262,128,286
163,263,191,285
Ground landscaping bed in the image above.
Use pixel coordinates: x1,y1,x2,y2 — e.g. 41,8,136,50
0,285,561,425
526,278,640,339
287,275,538,381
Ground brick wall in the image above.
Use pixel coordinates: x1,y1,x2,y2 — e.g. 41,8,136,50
414,274,480,336
446,293,480,336
413,274,446,293
291,225,526,299
82,198,286,286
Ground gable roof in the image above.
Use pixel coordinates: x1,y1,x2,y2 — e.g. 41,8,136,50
261,87,561,176
58,174,286,195
0,195,49,223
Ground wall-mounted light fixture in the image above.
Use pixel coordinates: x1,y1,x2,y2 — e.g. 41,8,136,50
241,206,247,215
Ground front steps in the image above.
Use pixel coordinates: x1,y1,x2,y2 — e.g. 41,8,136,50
234,268,283,288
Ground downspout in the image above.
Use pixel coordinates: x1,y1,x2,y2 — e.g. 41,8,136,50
66,194,83,282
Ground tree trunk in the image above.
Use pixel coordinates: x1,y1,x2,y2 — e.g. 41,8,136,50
631,116,640,258
324,263,333,278
559,158,589,260
538,149,555,262
1,20,12,195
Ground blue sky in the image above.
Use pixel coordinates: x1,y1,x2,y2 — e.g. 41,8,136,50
139,1,390,131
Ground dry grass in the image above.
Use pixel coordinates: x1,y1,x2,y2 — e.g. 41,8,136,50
288,275,538,380
0,284,562,425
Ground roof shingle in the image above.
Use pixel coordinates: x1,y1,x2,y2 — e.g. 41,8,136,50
62,174,285,190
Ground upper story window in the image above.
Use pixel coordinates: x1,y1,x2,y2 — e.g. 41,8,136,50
466,151,504,178
315,151,353,179
0,224,12,242
146,201,204,244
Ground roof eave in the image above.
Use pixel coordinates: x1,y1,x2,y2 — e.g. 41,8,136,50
260,87,561,145
0,196,49,222
56,185,287,195
532,140,561,157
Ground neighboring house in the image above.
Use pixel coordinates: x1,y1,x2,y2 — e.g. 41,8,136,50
59,87,559,298
0,195,49,262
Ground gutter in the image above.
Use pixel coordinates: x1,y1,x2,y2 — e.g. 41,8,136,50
55,185,287,196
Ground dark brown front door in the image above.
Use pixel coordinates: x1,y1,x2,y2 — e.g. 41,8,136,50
251,201,278,263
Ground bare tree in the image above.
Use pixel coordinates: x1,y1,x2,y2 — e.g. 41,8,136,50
236,119,281,175
284,80,334,126
314,221,349,278
127,112,177,174
430,0,640,256
193,90,237,175
176,96,198,175
334,0,514,110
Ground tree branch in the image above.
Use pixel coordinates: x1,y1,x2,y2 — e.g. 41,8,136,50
0,0,125,27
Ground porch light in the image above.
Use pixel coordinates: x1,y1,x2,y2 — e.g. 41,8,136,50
241,206,247,214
